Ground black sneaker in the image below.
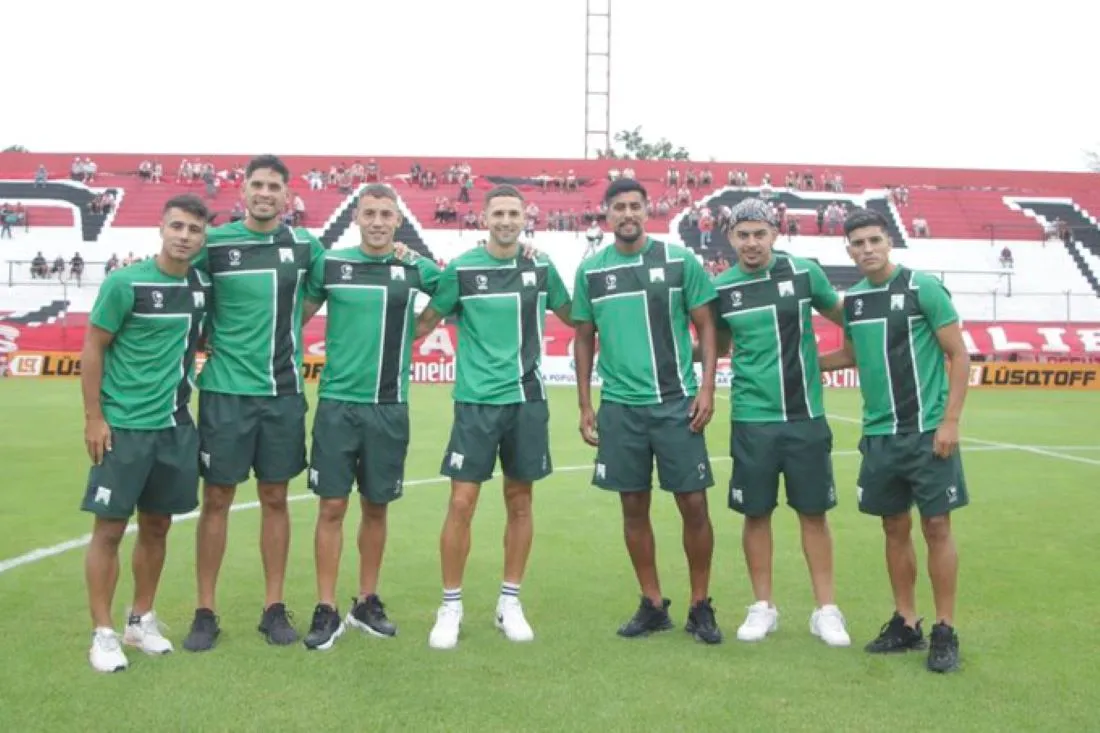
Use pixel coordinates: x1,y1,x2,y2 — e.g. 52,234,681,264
347,595,397,638
926,622,960,673
685,598,723,645
864,612,927,653
617,596,674,638
258,602,299,646
182,608,220,652
303,604,345,651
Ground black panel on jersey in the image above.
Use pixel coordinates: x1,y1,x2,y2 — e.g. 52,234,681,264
272,227,310,394
174,270,209,425
885,270,921,432
641,243,686,401
771,258,812,420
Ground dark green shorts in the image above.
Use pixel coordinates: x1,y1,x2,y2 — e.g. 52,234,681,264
81,425,199,520
729,417,837,517
593,398,714,494
308,399,409,505
440,401,552,483
857,431,970,518
198,391,307,486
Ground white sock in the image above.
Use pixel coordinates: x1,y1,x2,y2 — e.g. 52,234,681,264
500,581,520,602
442,587,462,609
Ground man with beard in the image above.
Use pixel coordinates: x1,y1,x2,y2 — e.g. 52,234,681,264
707,198,850,648
297,184,442,650
80,195,211,671
414,184,573,650
182,155,327,651
571,178,722,644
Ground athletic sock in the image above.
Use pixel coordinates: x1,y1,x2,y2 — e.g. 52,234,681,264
500,582,521,601
442,587,462,609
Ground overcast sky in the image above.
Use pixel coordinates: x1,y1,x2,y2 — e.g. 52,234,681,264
5,0,1097,172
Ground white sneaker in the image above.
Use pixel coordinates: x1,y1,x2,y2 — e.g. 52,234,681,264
495,596,535,642
123,610,174,655
810,605,852,647
736,601,779,642
428,604,463,650
89,628,129,673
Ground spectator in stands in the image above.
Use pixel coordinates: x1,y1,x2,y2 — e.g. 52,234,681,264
999,246,1014,270
230,200,245,222
70,252,85,286
787,216,801,238
51,255,66,279
584,220,603,257
292,193,305,225
203,166,218,199
803,170,815,190
913,216,930,237
458,177,473,204
0,208,13,238
656,197,671,218
686,168,698,187
71,157,83,181
139,160,153,180
1057,218,1072,245
677,185,691,206
700,168,713,186
826,203,844,235
366,159,380,182
728,169,738,187
35,164,48,187
622,166,635,180
698,208,714,250
105,254,119,275
31,252,47,278
152,161,164,183
463,210,480,233
523,214,536,240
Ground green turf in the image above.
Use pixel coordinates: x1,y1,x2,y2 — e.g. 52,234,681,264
0,381,1098,732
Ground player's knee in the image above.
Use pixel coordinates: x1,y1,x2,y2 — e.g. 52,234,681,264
882,513,912,541
361,499,387,523
503,485,532,520
447,490,479,524
257,483,289,512
318,498,348,523
620,493,651,526
92,517,127,546
674,492,710,530
201,484,236,514
920,514,951,543
136,512,172,540
797,512,828,531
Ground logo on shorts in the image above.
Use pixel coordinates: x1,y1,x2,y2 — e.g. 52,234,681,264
340,264,354,281
309,468,319,486
946,485,958,504
891,294,906,311
228,249,242,267
856,485,864,503
391,266,406,281
697,462,707,479
605,274,617,291
192,291,205,308
542,454,549,471
279,248,294,263
828,484,836,503
152,291,164,309
649,267,665,283
475,275,488,291
853,298,864,316
393,479,403,496
200,451,211,468
94,486,112,505
522,271,537,287
777,280,794,297
595,462,606,479
730,487,744,504
449,452,465,469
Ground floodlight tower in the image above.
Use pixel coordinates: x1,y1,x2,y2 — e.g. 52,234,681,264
584,0,612,159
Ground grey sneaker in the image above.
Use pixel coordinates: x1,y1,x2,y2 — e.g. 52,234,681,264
258,602,298,646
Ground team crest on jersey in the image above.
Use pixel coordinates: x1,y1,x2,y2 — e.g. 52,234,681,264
730,290,743,308
854,298,864,316
152,291,164,309
522,271,537,287
891,294,906,311
475,274,489,291
228,249,242,267
192,291,205,308
391,266,406,281
340,264,353,281
777,280,794,297
279,248,294,263
605,273,617,291
649,267,665,283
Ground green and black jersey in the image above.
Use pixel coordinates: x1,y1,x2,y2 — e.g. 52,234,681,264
712,253,839,422
571,238,717,406
305,247,442,403
192,221,326,397
89,259,211,429
429,247,571,405
844,266,959,435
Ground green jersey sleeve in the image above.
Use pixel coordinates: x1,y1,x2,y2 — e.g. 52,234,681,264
304,251,327,304
571,264,593,323
683,254,718,311
429,262,461,316
546,259,571,311
89,273,134,334
808,260,840,312
917,274,959,330
416,257,443,296
190,246,209,275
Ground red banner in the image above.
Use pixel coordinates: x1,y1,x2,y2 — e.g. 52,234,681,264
4,314,1099,358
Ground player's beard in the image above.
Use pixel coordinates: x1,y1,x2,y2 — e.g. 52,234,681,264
615,222,642,243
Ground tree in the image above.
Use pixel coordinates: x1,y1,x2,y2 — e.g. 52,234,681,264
612,126,691,161
2,145,28,153
1086,147,1100,172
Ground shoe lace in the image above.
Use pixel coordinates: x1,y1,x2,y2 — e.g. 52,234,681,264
437,605,462,623
694,600,716,626
96,630,121,652
818,607,846,630
365,595,387,618
268,605,295,628
745,603,772,625
140,613,169,638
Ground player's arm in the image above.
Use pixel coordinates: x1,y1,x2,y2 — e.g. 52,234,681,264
808,260,845,326
302,236,327,325
819,338,856,371
571,266,598,446
546,259,574,327
694,302,730,361
81,325,115,466
303,299,324,324
418,261,459,339
688,302,717,432
415,306,445,339
933,322,970,458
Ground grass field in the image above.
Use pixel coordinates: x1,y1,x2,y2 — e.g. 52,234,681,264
0,381,1098,732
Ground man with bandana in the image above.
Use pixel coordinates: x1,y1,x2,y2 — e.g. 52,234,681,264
704,198,852,647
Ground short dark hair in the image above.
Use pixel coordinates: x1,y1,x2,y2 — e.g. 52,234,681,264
843,208,889,238
604,178,648,204
358,183,399,204
162,194,209,222
484,184,524,206
246,154,290,183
